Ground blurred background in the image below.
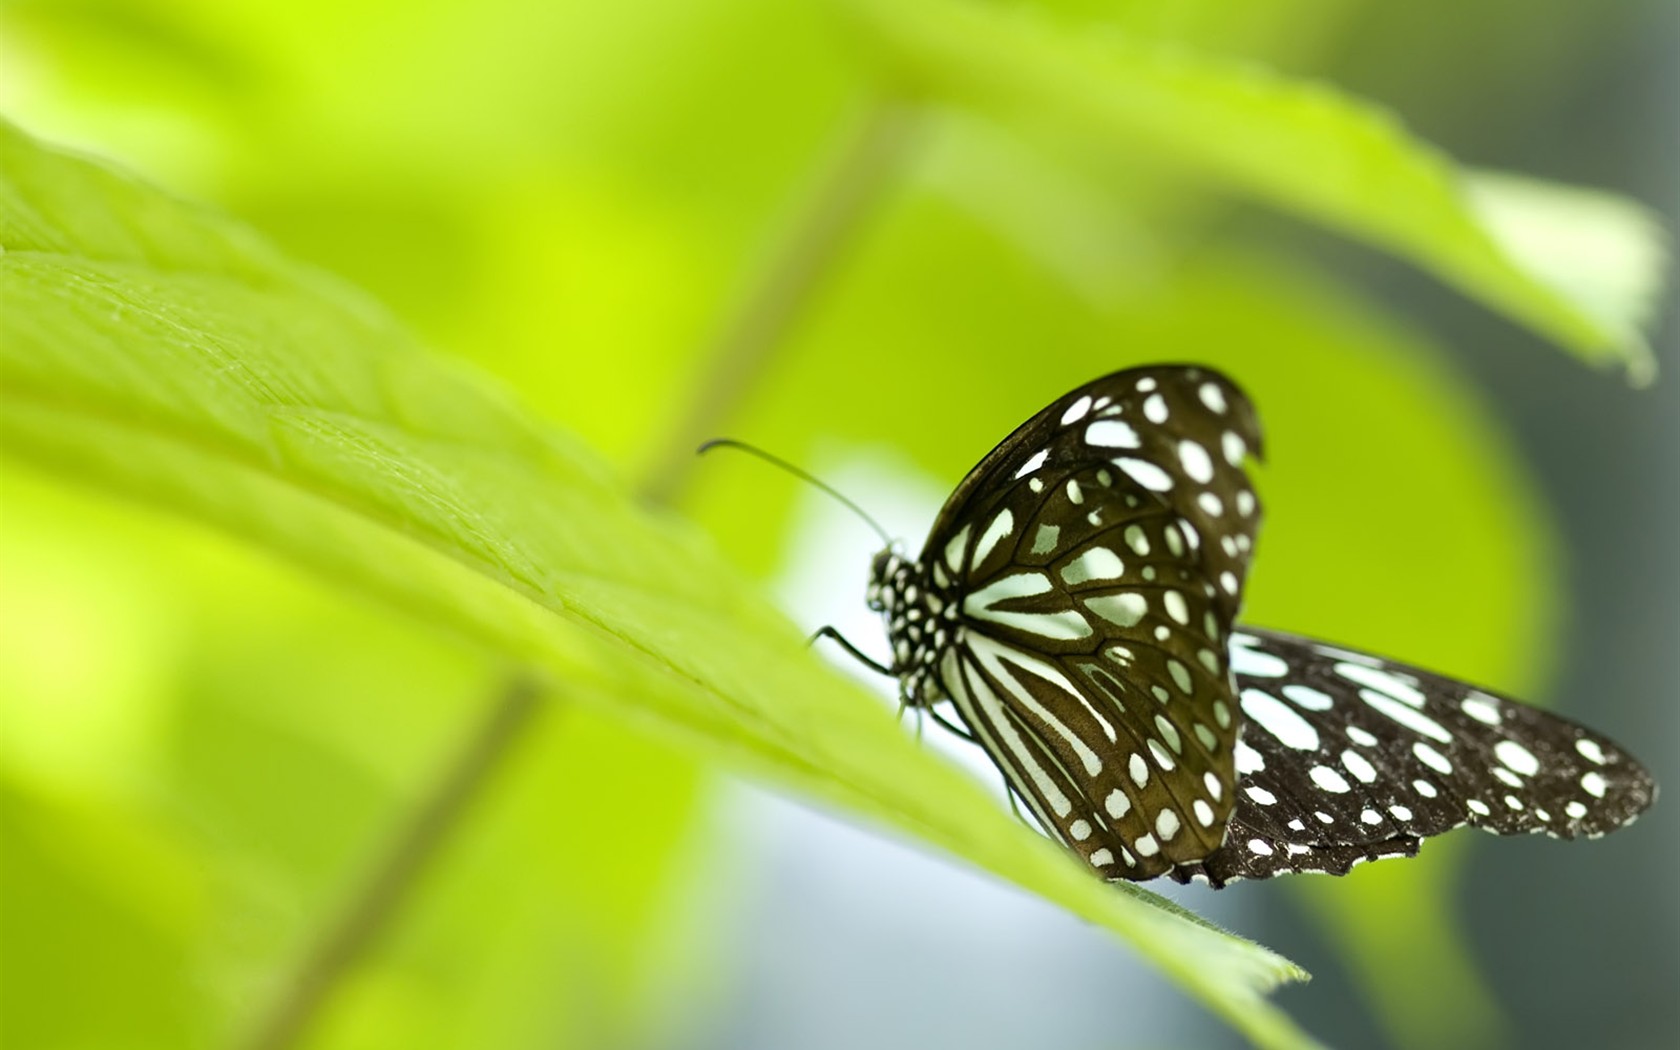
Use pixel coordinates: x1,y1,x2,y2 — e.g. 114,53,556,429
1,1,1674,1048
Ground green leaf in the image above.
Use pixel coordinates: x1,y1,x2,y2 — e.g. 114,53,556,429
0,120,1322,1047
0,462,714,1049
1464,170,1669,375
838,0,1665,382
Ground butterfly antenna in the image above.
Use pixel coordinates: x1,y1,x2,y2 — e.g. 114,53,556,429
698,439,894,548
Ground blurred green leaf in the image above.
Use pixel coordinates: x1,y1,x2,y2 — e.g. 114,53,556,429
1465,170,1669,363
0,774,210,1048
0,119,1325,1047
838,0,1664,381
0,462,716,1050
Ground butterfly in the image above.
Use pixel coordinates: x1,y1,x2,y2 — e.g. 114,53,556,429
851,364,1655,887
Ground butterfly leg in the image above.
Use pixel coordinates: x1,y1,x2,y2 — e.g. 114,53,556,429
915,704,1025,820
1004,784,1026,823
808,625,894,676
927,706,977,745
895,699,927,746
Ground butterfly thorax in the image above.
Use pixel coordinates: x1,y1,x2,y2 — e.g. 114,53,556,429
866,547,955,707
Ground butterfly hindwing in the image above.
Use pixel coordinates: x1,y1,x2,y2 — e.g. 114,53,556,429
1164,628,1658,886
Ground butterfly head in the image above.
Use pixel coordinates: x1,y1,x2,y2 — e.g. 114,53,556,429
865,544,952,705
865,545,907,614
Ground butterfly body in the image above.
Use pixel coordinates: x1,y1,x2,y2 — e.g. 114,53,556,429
860,364,1655,887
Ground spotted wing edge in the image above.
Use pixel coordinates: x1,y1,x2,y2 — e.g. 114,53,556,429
923,364,1264,556
1165,628,1658,888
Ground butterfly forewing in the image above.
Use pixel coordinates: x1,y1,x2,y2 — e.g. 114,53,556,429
1164,629,1658,886
919,366,1265,877
931,366,1264,621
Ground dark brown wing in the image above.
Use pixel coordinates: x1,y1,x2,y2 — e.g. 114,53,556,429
925,365,1266,879
1165,629,1658,886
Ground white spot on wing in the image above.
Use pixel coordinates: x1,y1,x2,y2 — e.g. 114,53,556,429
1163,524,1184,557
1221,431,1246,466
1197,382,1227,414
1362,689,1452,742
1060,548,1124,586
1014,449,1049,479
1031,524,1060,556
1413,741,1453,775
1085,593,1147,627
1230,636,1288,677
1060,395,1092,425
972,508,1014,571
1123,525,1150,556
1202,771,1222,800
944,525,970,574
1143,394,1168,423
1177,440,1214,483
1148,739,1175,770
1342,750,1378,783
1581,771,1607,798
966,571,1051,602
1240,689,1320,750
1335,662,1427,707
1167,660,1192,694
1156,810,1180,840
1494,739,1540,777
1310,765,1351,793
1281,683,1333,710
1086,420,1141,448
1153,714,1182,753
1116,457,1174,492
1105,789,1131,818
